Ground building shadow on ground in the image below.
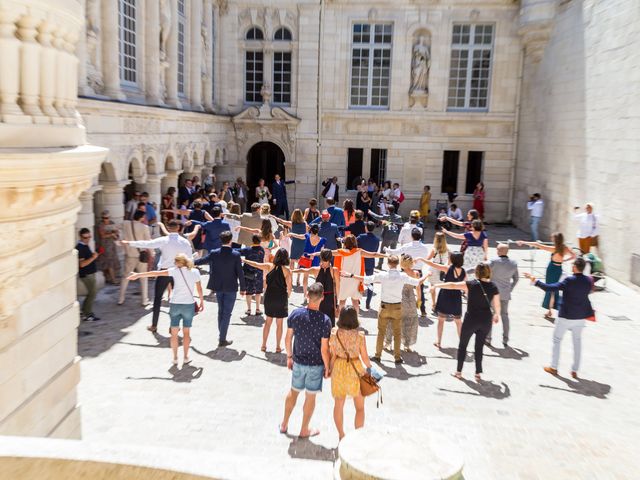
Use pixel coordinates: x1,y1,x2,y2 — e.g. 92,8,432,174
286,436,337,462
539,375,611,399
484,344,529,360
126,364,204,383
191,346,247,363
440,378,511,399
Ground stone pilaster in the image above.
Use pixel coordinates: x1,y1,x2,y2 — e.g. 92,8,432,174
189,0,203,111
101,0,125,100
165,0,181,108
202,0,214,112
37,19,61,121
145,0,163,105
0,8,28,123
16,13,46,122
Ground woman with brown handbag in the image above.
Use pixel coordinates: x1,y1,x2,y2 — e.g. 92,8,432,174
329,306,373,440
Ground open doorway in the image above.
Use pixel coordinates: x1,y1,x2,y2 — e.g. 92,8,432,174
246,141,286,205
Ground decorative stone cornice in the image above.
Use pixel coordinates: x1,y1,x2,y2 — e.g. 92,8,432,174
518,0,557,63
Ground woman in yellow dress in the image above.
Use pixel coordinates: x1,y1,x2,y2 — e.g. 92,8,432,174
329,306,373,440
419,185,431,225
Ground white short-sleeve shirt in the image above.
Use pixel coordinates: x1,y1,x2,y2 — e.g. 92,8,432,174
168,267,201,304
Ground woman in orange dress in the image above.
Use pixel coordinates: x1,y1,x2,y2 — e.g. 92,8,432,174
329,306,372,440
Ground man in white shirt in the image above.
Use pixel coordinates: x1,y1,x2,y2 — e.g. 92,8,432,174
574,202,599,254
397,210,423,245
386,227,431,316
348,255,428,364
447,203,463,222
122,220,193,332
118,211,152,306
527,193,544,241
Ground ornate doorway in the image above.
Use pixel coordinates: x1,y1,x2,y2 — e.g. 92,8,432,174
246,142,286,205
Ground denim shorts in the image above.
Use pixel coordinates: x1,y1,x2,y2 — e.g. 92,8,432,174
291,363,324,393
169,303,195,328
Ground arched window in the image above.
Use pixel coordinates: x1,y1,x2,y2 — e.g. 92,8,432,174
118,0,138,85
274,27,292,41
246,27,264,40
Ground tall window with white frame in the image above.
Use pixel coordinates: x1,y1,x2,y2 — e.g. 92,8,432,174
350,23,393,108
273,27,292,105
177,0,187,95
447,24,494,110
245,27,264,103
118,0,137,85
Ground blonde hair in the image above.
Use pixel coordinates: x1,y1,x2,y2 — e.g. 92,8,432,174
291,208,304,224
400,254,414,271
433,232,448,255
260,204,271,215
174,253,194,270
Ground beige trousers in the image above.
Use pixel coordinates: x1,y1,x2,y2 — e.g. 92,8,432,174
118,256,149,304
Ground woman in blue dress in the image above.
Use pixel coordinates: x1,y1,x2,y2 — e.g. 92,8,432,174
274,209,308,286
517,233,576,320
238,234,266,316
287,223,326,299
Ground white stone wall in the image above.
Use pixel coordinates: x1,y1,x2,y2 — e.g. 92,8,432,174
513,0,640,284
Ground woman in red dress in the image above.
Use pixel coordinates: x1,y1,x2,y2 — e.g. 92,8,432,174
472,182,485,220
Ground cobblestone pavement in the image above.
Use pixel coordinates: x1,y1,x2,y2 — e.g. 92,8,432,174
78,225,640,479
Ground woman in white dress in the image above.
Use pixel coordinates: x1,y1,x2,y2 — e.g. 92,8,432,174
255,178,271,206
319,235,385,314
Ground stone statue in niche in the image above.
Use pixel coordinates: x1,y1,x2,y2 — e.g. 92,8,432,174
409,35,430,108
86,0,103,93
260,83,272,105
159,0,171,62
410,35,430,94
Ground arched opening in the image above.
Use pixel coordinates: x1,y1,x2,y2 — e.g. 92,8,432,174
246,141,286,205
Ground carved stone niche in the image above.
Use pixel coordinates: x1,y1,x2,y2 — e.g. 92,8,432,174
408,29,431,109
231,97,301,164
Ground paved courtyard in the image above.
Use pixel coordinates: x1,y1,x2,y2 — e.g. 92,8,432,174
77,226,640,479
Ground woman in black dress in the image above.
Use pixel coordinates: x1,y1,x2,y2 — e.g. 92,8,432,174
437,262,500,381
238,234,265,316
421,252,466,349
243,248,292,353
292,249,341,326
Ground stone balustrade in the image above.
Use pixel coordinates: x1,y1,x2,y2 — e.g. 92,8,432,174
0,0,85,147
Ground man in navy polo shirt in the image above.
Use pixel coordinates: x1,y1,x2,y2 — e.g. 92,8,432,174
356,221,381,310
189,205,231,252
279,282,331,438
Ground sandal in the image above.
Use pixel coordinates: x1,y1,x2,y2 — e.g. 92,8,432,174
245,310,252,316
276,347,283,353
255,310,263,315
452,372,462,380
261,346,267,352
475,373,482,382
544,312,554,320
433,342,441,349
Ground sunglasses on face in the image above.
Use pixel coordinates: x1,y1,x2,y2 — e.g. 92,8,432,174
81,235,91,239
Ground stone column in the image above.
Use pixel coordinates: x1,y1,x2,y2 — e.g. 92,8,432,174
78,186,103,249
0,8,28,123
16,13,46,123
52,25,73,121
144,174,166,208
202,0,213,111
77,18,89,96
101,0,125,100
37,19,61,122
189,0,203,111
145,0,162,105
94,181,127,228
63,30,80,124
165,0,181,108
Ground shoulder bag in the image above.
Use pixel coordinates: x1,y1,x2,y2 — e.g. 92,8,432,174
477,279,495,315
177,268,199,315
336,331,382,407
131,222,149,263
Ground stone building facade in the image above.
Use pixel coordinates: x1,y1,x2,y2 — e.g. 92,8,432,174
0,0,637,443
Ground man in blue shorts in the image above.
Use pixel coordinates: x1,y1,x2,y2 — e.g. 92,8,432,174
279,282,332,438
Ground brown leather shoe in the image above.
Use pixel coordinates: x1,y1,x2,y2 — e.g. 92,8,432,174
543,366,558,375
571,371,578,379
146,326,157,332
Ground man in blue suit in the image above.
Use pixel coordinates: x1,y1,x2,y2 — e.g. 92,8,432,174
189,206,230,252
195,230,246,347
310,197,345,228
525,257,594,379
271,174,294,220
356,221,381,309
317,211,340,250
